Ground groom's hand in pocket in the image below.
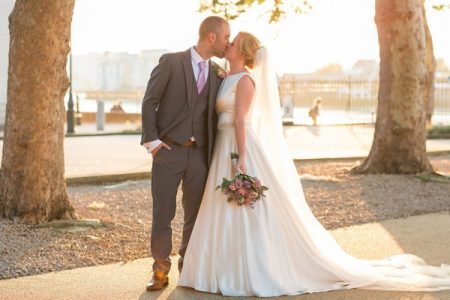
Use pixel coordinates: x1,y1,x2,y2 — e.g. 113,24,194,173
151,142,171,157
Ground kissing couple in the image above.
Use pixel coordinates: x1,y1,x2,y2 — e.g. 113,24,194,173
141,16,450,297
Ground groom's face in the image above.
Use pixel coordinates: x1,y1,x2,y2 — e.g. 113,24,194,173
211,23,230,58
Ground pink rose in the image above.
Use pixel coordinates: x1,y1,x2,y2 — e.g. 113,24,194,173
235,179,243,189
218,69,227,79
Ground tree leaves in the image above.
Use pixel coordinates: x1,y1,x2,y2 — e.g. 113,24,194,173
199,0,313,23
432,4,450,10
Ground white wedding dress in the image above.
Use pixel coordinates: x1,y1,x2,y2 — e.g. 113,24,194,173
178,49,450,297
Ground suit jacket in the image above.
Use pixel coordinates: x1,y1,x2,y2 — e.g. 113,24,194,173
140,49,222,166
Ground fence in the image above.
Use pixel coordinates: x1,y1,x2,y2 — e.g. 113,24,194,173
279,77,450,125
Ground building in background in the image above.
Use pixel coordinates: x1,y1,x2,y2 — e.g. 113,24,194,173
0,0,15,129
73,49,168,92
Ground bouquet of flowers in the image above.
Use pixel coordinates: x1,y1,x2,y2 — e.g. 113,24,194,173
216,153,269,208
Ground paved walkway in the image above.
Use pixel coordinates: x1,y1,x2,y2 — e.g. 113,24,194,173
1,212,450,299
0,124,449,179
283,125,450,160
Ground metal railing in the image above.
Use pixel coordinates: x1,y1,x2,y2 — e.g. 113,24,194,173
279,78,450,125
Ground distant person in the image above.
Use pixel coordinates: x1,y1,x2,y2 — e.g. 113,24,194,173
110,101,125,113
308,97,322,125
141,16,230,291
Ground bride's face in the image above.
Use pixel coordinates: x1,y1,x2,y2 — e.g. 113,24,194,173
225,35,243,63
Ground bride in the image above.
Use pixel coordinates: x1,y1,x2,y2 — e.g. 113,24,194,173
178,31,450,297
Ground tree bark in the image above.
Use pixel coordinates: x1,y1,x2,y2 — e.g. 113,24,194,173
422,2,435,129
353,0,433,174
0,0,76,224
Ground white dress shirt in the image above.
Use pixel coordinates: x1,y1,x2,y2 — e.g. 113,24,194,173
144,47,209,153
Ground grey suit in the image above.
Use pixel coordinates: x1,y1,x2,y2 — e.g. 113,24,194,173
141,49,222,274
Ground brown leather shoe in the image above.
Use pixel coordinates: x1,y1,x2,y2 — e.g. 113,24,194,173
146,271,169,291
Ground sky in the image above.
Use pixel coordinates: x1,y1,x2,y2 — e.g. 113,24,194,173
71,0,450,74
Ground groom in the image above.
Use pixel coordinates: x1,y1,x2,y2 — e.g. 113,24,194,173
141,16,230,291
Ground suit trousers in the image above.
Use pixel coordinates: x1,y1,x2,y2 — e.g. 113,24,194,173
150,142,208,274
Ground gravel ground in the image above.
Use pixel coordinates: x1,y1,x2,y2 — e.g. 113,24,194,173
1,155,449,280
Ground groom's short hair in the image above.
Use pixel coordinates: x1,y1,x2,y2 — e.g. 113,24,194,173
199,16,227,40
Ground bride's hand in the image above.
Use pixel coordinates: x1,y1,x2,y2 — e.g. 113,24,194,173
234,158,247,175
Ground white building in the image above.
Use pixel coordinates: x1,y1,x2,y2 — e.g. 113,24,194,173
0,0,15,129
73,49,169,92
72,53,103,91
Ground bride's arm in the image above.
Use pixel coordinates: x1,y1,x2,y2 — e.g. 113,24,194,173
234,75,255,174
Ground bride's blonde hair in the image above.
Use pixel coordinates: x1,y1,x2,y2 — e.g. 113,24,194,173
237,32,262,69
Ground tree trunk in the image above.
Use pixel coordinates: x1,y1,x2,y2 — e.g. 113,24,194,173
422,2,435,129
353,0,433,174
0,0,76,224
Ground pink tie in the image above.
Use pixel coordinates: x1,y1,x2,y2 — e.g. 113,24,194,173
197,61,206,94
